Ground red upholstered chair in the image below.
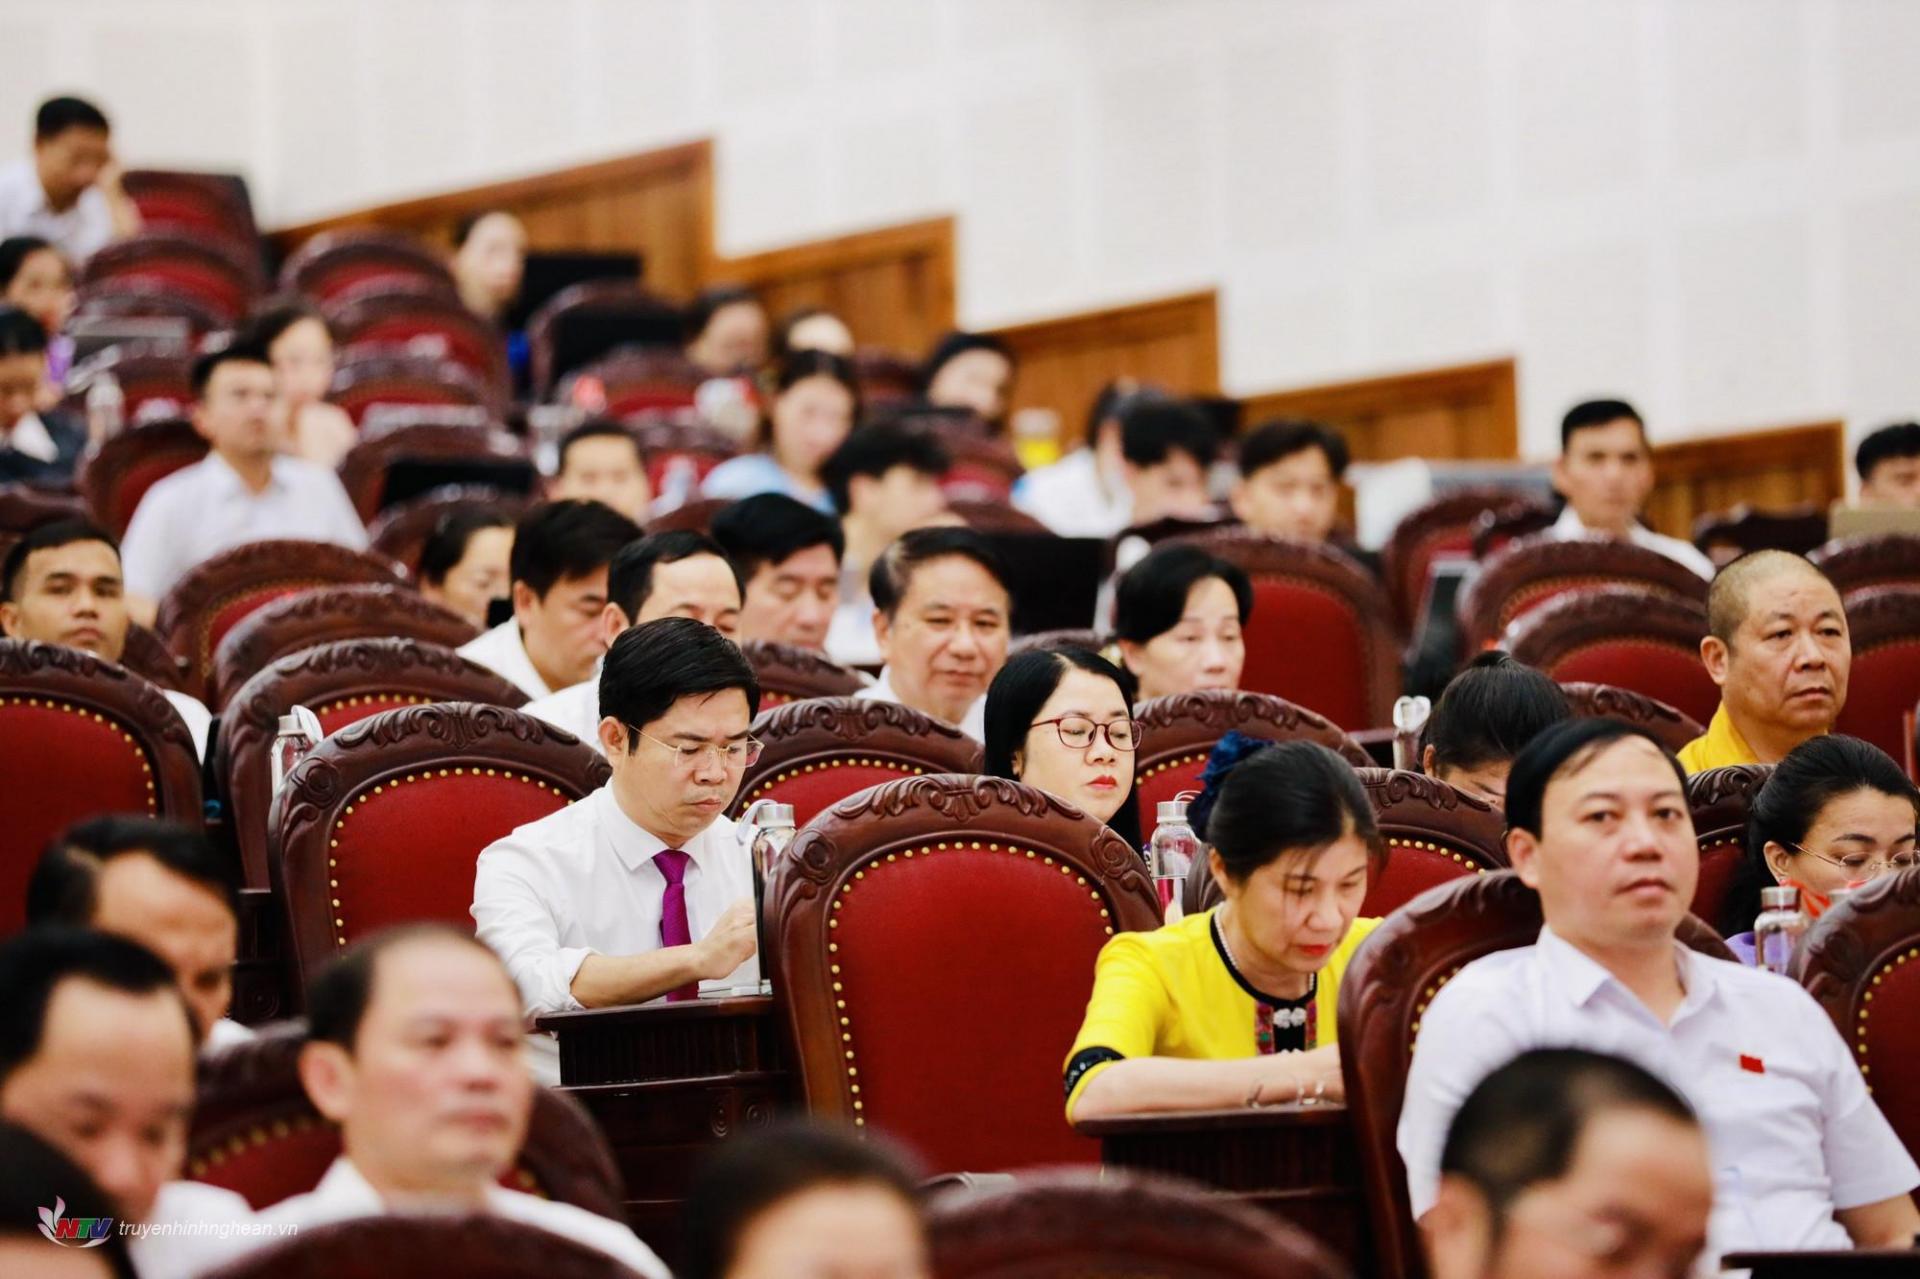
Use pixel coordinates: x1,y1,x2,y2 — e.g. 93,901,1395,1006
155,542,402,705
219,639,529,890
1810,533,1920,598
272,702,609,991
330,350,504,425
528,282,687,398
852,349,921,410
78,231,260,323
1693,503,1828,567
367,486,531,579
1502,586,1719,725
201,1217,646,1279
1383,490,1551,631
0,640,202,930
330,286,510,401
1133,689,1371,845
554,348,704,416
210,583,477,710
925,1168,1348,1279
121,621,192,693
731,697,983,826
0,483,86,564
76,417,209,537
1560,681,1704,754
1836,587,1920,761
1686,764,1772,936
71,280,231,339
631,418,742,493
1457,533,1711,652
61,341,196,424
1174,530,1400,730
1470,504,1557,559
739,641,870,709
335,421,530,524
190,1025,625,1217
121,168,259,248
946,498,1050,536
1793,868,1920,1163
940,435,1024,504
768,774,1162,1172
280,230,457,306
1337,871,1735,1279
641,495,730,536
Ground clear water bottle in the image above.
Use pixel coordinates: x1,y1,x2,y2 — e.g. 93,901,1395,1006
1392,695,1432,772
736,800,795,996
1149,795,1200,923
85,372,124,443
1754,884,1808,975
269,705,324,798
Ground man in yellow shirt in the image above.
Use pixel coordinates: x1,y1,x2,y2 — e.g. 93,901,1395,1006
1677,551,1850,773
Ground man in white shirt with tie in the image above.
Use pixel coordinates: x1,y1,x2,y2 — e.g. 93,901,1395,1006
853,526,1011,741
473,617,761,1082
456,499,641,700
1545,399,1716,578
118,341,369,602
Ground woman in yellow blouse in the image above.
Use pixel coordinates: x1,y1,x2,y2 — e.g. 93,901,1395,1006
1065,737,1382,1121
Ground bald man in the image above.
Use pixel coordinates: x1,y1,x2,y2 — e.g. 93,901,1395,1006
1677,551,1850,773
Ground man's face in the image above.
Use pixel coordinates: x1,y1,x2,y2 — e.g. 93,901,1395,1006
301,939,531,1196
1704,569,1850,744
0,979,195,1223
630,553,742,639
193,361,277,462
1553,418,1653,535
0,349,44,430
1507,737,1697,954
1232,448,1339,541
422,526,512,631
691,301,770,374
34,126,111,208
926,350,1013,424
602,688,755,848
728,1183,930,1279
873,554,1010,728
0,539,129,661
1125,452,1211,526
91,854,236,1045
552,437,652,524
858,466,948,544
513,568,611,691
1862,455,1920,508
739,544,839,650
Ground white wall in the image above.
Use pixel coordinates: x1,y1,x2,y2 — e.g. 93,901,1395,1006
5,0,1920,461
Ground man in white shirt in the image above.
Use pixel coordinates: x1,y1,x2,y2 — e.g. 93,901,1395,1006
1397,718,1920,1265
457,499,640,700
474,618,761,1082
0,97,140,263
852,526,1010,741
1546,399,1716,578
819,425,951,666
521,529,742,750
711,494,843,651
119,341,369,602
548,421,652,523
1014,386,1219,539
0,518,212,759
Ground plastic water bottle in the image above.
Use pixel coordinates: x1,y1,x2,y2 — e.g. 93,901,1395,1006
269,705,324,798
1392,695,1432,772
1149,795,1200,924
85,372,124,443
1753,884,1808,975
736,800,796,996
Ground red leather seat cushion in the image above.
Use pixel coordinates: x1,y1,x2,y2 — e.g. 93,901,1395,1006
1834,642,1920,762
833,846,1109,1171
1547,641,1720,726
206,586,308,663
194,1121,342,1208
606,388,697,416
1690,842,1744,928
749,762,918,828
1861,956,1920,1157
1360,843,1477,918
0,702,156,930
350,319,495,382
109,262,247,317
313,695,422,738
1240,579,1370,731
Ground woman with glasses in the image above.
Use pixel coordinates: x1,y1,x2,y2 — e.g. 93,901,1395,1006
1063,738,1381,1121
983,647,1142,846
1723,733,1920,963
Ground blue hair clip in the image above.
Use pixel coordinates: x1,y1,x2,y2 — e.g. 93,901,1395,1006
1189,731,1273,839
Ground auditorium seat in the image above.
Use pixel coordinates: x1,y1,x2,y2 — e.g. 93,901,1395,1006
925,1168,1347,1279
1809,533,1920,599
851,349,921,411
60,341,195,425
0,639,202,931
1793,868,1920,1163
946,497,1050,535
1337,871,1734,1279
730,696,983,826
1133,689,1371,845
1457,534,1710,652
631,418,743,494
640,496,730,536
271,702,608,992
1383,490,1550,632
368,486,531,579
280,229,458,306
940,435,1024,504
329,285,510,401
1470,504,1557,559
190,1024,625,1217
200,1217,645,1279
1502,586,1719,725
767,773,1162,1173
76,416,209,537
121,168,260,251
331,350,504,425
1835,587,1920,761
71,280,231,339
1559,681,1704,754
738,641,870,708
0,483,86,562
219,639,530,890
156,542,403,701
1692,503,1827,567
335,420,532,524
527,282,687,398
1177,530,1400,731
553,347,703,417
78,230,261,324
121,621,192,694
1686,763,1772,936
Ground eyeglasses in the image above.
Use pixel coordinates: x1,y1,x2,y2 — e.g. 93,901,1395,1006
632,728,764,770
1790,843,1920,878
1030,716,1143,753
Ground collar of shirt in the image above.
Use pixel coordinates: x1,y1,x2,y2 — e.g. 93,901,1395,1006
1535,924,1720,1026
201,449,290,499
1553,506,1643,540
2,412,57,462
310,1155,511,1216
1681,704,1763,772
593,782,729,874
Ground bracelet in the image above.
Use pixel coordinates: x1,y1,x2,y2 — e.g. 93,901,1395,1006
1245,1079,1266,1109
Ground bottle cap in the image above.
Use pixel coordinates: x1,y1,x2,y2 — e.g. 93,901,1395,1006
277,713,305,735
1156,800,1188,824
760,802,796,828
1760,885,1800,910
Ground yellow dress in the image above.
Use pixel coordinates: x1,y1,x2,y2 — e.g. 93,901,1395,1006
1062,908,1381,1121
1676,704,1762,774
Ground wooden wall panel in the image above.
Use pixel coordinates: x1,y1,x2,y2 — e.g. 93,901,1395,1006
1239,358,1518,462
988,291,1219,447
1645,420,1845,540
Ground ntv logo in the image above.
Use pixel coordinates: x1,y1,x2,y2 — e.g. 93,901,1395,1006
38,1196,114,1247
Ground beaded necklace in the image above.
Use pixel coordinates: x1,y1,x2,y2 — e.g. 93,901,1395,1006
1213,906,1317,1054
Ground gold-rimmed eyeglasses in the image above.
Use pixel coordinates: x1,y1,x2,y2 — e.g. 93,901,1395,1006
631,728,764,770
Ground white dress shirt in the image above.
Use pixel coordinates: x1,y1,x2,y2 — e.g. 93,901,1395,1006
119,452,369,599
1398,926,1919,1264
126,1178,258,1279
163,689,211,763
1548,506,1717,579
855,666,985,741
3,411,58,462
457,620,553,700
201,1015,256,1054
0,158,115,261
521,677,602,754
1012,448,1132,537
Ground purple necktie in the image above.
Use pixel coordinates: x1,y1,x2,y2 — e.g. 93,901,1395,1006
654,849,698,1001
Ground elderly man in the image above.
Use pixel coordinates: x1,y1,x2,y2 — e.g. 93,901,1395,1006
854,526,1011,741
1677,549,1849,773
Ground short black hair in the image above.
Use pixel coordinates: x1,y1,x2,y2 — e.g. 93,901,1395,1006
760,348,860,449
306,923,506,1052
0,304,48,358
711,494,845,584
238,296,331,353
1560,398,1645,452
1238,418,1350,481
607,530,741,623
0,928,190,1086
189,336,273,399
1111,542,1253,645
1440,1048,1696,1235
919,330,1013,395
1424,653,1572,776
507,499,642,601
1082,379,1169,447
1503,718,1687,839
0,235,59,291
1,516,118,603
681,1120,923,1279
28,816,238,927
1119,400,1219,470
686,285,763,342
35,96,110,141
599,616,760,749
1205,740,1383,882
0,1120,137,1277
820,424,950,514
417,506,514,588
869,525,1009,620
555,419,645,477
984,647,1138,782
1855,422,1920,483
